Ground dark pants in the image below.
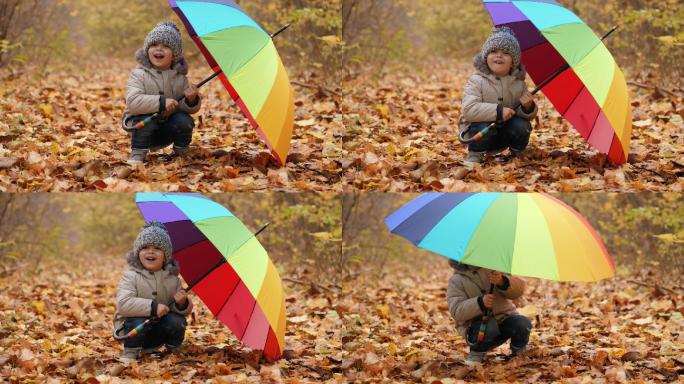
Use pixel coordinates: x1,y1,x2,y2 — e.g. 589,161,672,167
123,313,187,349
130,112,194,150
467,116,532,153
466,314,532,353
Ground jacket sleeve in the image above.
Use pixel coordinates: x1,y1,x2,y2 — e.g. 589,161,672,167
515,89,538,120
178,76,202,114
117,270,154,318
497,275,525,300
126,69,161,116
170,279,193,316
462,75,498,123
447,275,484,323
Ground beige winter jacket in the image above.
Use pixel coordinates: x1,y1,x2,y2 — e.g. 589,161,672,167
113,251,193,331
122,63,201,131
459,59,538,131
446,265,525,337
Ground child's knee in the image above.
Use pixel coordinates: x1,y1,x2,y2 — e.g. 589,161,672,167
169,112,195,130
162,313,187,332
508,118,532,136
512,316,532,334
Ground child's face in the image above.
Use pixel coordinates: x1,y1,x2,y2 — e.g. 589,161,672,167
139,245,164,271
487,49,513,76
148,44,173,70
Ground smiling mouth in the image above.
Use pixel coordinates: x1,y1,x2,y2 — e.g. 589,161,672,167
153,54,166,60
145,256,158,262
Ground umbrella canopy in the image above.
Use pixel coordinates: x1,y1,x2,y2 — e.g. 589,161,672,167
385,192,614,282
482,0,632,164
170,0,295,165
136,192,286,360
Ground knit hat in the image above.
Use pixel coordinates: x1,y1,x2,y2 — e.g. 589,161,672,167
132,221,173,264
135,21,184,69
473,27,522,74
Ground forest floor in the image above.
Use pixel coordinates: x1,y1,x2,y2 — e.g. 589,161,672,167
1,254,682,383
340,60,684,192
0,59,343,192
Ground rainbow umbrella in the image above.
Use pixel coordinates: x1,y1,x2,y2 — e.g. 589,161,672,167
385,192,614,282
136,192,286,360
482,0,632,164
170,0,295,165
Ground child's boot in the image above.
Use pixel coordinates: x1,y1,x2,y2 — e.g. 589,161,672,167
510,148,526,159
119,347,141,363
464,151,484,169
511,344,533,357
173,145,190,156
128,149,148,165
466,350,486,364
164,343,183,355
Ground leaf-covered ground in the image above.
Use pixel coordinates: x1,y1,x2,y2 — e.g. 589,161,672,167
2,254,682,383
340,60,684,192
335,258,684,382
0,60,343,192
0,255,344,383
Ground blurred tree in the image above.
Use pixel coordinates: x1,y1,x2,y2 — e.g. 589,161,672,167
0,193,342,278
0,0,74,68
0,0,340,76
341,0,684,78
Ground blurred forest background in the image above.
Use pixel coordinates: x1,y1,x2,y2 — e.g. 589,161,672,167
0,193,342,276
1,192,681,279
342,193,684,277
0,0,342,75
341,0,684,78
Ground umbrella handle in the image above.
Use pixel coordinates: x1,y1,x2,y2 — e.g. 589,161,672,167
113,317,157,340
476,284,496,343
459,122,496,144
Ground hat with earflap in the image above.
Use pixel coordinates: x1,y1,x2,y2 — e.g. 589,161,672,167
135,21,185,69
473,26,522,74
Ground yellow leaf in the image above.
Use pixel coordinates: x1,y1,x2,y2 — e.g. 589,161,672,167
387,342,398,355
289,315,309,324
518,305,538,317
376,304,390,319
30,300,45,315
374,104,390,119
653,233,684,243
633,316,653,325
37,104,53,118
319,35,342,45
296,118,317,127
310,232,340,241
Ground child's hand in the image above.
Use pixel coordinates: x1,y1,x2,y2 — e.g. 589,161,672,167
503,107,515,121
165,99,179,114
157,304,170,317
174,289,188,305
520,93,534,109
487,270,504,285
185,84,198,103
482,294,495,308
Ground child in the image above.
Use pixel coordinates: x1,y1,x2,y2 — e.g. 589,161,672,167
459,27,537,166
113,222,193,362
446,260,531,363
121,21,201,165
